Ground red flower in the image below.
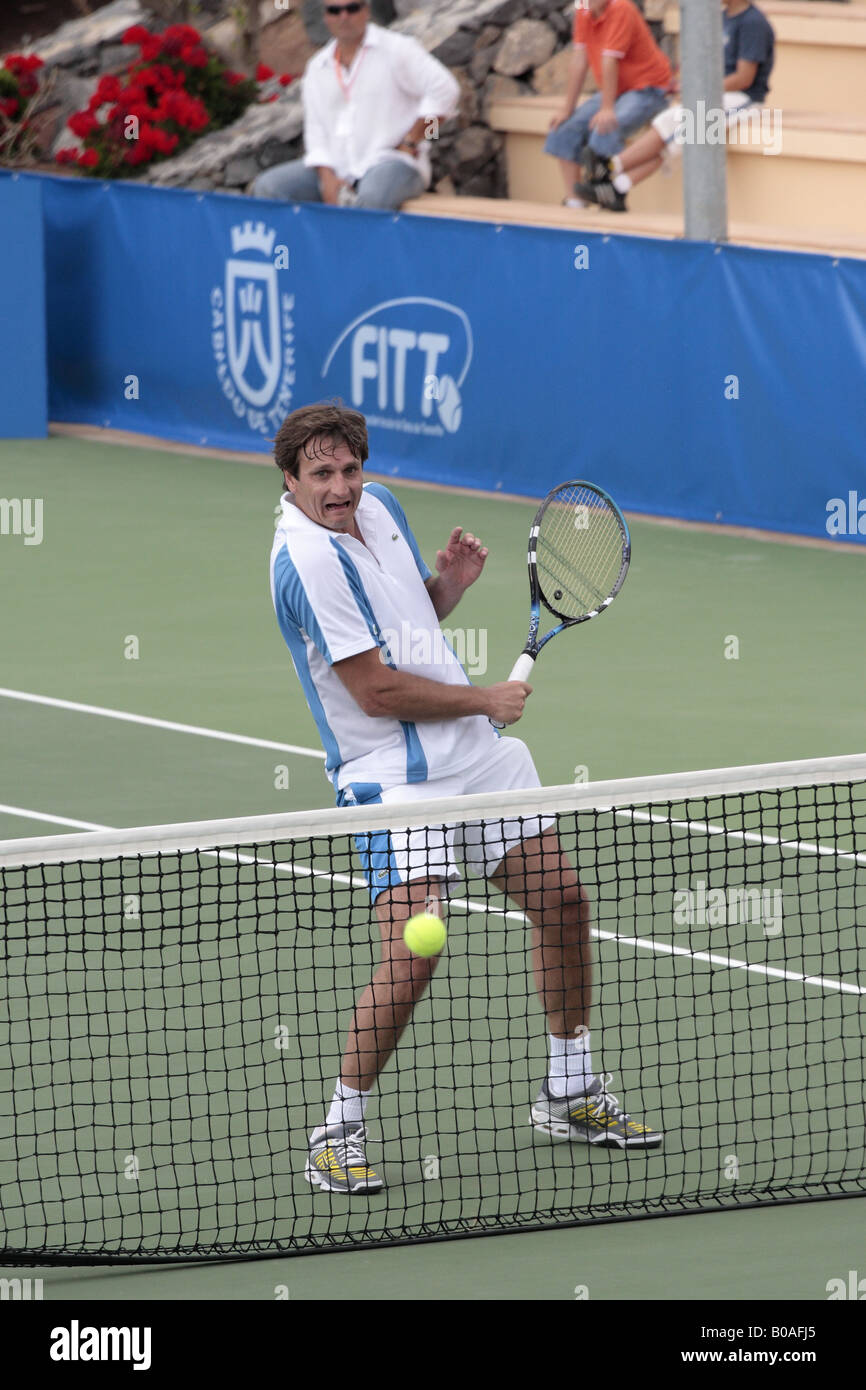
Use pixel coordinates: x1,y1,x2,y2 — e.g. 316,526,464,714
278,74,294,87
95,73,122,102
77,149,99,168
117,84,150,113
181,45,209,69
163,24,201,45
68,110,99,138
123,140,151,166
0,97,20,118
136,65,168,92
139,35,163,61
153,89,209,131
124,102,155,124
4,53,43,74
224,71,244,87
148,126,179,155
55,146,78,164
256,63,274,82
121,25,150,46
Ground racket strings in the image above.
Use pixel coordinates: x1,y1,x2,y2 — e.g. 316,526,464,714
536,486,625,618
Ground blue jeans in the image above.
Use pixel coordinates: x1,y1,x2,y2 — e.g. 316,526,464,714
544,87,669,161
251,157,426,210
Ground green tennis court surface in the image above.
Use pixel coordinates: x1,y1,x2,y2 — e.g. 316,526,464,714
1,434,864,1300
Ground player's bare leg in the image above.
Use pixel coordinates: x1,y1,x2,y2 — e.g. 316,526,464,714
340,878,445,1094
491,831,662,1149
305,877,445,1194
490,831,591,1037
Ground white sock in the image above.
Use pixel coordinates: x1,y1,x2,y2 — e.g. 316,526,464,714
613,172,632,194
547,1026,596,1098
611,154,623,175
564,196,588,209
312,1081,368,1140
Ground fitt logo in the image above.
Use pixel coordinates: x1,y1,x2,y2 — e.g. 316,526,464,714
321,297,472,437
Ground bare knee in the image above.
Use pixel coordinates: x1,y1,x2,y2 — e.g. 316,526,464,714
538,881,591,939
375,949,441,998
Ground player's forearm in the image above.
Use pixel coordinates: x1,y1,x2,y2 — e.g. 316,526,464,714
362,667,490,721
425,575,463,620
599,55,618,110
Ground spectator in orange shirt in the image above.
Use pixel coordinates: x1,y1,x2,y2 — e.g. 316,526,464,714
545,0,672,208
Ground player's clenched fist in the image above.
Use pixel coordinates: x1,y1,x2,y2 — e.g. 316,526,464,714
483,681,533,726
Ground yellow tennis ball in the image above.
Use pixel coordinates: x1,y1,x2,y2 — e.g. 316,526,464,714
403,912,447,957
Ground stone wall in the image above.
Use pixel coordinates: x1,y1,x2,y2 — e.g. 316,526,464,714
16,0,672,200
399,0,579,199
147,0,582,196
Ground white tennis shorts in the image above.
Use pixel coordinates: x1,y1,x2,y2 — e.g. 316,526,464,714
351,737,553,903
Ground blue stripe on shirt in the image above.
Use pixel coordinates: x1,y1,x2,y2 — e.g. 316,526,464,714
271,545,342,777
364,482,432,581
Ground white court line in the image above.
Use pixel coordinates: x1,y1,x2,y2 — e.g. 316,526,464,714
617,807,866,866
0,687,326,760
3,804,861,998
0,805,107,832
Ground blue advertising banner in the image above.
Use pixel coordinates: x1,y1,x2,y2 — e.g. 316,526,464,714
0,175,47,439
9,172,866,542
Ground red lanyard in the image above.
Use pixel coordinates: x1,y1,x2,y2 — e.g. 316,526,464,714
334,44,366,100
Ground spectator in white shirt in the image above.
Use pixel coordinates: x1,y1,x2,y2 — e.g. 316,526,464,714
252,1,459,210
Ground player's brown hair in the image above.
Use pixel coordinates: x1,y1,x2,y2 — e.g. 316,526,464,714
273,402,369,481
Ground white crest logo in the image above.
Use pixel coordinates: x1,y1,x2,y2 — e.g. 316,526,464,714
211,221,295,436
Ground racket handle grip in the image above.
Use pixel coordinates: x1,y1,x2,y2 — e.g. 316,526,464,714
507,652,536,684
490,652,536,730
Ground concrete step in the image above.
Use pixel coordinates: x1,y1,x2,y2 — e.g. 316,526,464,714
665,0,866,120
487,94,866,243
404,192,866,260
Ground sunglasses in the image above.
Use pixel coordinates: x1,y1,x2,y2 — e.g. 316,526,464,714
325,3,365,13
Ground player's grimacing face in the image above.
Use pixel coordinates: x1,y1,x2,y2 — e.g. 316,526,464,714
284,438,364,532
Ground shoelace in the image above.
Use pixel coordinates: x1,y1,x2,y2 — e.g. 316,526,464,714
330,1127,368,1168
587,1074,627,1122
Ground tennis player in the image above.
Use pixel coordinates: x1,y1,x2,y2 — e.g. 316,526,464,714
269,402,662,1193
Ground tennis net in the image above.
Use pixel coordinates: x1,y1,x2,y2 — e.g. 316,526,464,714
1,754,864,1263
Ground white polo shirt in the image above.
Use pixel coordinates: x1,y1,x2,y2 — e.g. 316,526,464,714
270,482,498,792
301,22,459,186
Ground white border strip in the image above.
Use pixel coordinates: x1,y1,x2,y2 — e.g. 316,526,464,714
1,753,864,868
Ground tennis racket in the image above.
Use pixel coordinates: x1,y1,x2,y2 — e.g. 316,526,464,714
491,480,630,728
